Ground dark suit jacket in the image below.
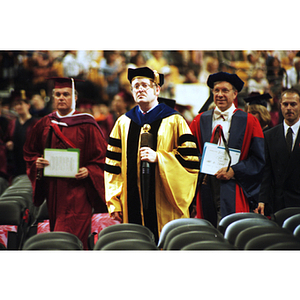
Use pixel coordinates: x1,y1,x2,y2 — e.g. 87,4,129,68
259,123,300,213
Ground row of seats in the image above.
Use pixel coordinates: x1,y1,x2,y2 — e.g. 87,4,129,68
89,208,300,250
0,175,36,249
2,176,300,251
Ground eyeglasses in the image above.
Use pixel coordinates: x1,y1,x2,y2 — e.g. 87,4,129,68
54,92,71,98
212,88,233,95
132,82,154,91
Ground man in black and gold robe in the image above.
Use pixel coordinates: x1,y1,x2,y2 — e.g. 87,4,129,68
104,67,200,242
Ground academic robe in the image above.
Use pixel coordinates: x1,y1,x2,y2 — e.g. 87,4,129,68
190,108,265,226
104,103,200,242
23,111,107,249
0,116,10,181
259,124,300,213
8,117,38,177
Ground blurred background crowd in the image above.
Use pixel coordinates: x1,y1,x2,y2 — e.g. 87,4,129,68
1,50,300,139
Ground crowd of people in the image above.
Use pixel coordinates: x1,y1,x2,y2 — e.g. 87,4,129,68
1,50,300,249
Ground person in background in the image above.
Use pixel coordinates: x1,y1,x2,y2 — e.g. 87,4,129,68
0,99,10,195
247,68,270,94
104,67,200,243
29,90,52,119
190,72,265,227
6,90,38,178
244,92,272,131
259,88,300,216
23,77,108,249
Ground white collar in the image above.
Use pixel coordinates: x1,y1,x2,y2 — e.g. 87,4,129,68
56,109,75,118
284,118,300,135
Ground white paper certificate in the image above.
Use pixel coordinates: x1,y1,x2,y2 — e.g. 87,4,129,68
43,148,80,178
200,142,241,175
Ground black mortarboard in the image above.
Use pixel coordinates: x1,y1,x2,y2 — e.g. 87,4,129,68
158,97,176,109
244,92,272,107
10,89,30,104
207,71,244,92
128,67,164,87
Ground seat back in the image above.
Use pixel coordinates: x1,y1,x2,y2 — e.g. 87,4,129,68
273,207,300,226
157,218,213,249
101,239,158,250
0,199,29,249
181,240,236,250
282,214,300,233
265,241,300,250
244,233,300,250
163,224,222,250
166,231,225,250
94,230,154,250
23,238,83,250
293,224,300,238
224,218,278,245
22,231,83,250
235,226,291,250
98,223,155,242
218,212,268,235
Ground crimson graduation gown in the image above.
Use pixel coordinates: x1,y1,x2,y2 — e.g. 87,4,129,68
24,111,107,249
190,108,265,226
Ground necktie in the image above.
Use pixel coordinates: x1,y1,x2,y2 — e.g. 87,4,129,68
286,127,293,153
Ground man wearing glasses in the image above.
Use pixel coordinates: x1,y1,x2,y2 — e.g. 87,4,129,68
190,72,265,227
104,67,200,243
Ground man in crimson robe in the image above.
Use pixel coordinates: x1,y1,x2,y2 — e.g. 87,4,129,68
190,72,265,227
24,77,107,249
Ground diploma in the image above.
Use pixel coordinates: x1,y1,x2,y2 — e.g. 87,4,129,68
43,148,80,178
200,142,240,175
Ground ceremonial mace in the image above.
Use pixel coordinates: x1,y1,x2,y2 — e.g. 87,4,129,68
140,124,153,210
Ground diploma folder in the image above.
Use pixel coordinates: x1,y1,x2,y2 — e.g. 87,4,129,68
43,148,80,178
200,142,241,175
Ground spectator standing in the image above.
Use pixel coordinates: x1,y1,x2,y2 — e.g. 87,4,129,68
259,88,300,215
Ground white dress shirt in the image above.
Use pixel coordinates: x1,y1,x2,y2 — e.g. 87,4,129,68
283,118,300,151
212,104,236,146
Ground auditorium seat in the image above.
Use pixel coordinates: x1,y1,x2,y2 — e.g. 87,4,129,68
244,233,300,250
98,223,155,242
181,240,236,250
26,200,49,239
163,224,222,250
101,239,158,250
0,242,6,250
265,241,300,250
0,199,30,249
282,214,300,233
157,218,214,249
94,230,155,250
293,224,300,238
22,231,83,250
218,212,269,235
166,231,226,250
0,180,36,225
272,207,300,227
23,238,83,250
234,226,292,250
224,218,278,245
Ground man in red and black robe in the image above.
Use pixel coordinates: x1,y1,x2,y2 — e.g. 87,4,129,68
190,72,265,227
